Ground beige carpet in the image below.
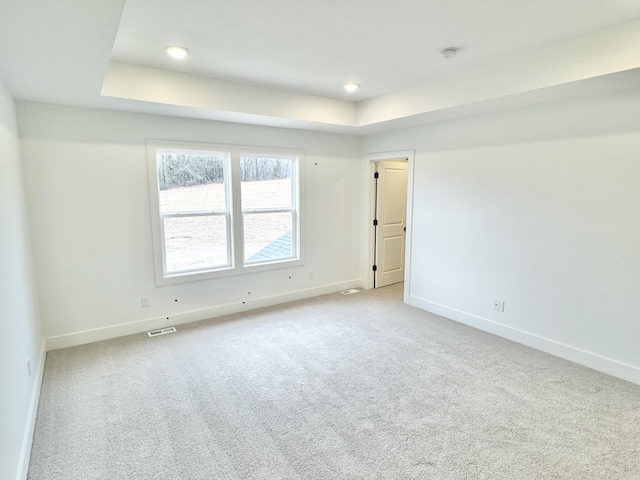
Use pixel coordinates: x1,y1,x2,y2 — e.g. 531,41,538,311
28,284,640,479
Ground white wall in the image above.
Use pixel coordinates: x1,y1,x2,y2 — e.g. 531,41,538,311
17,102,365,347
364,91,640,383
0,83,44,479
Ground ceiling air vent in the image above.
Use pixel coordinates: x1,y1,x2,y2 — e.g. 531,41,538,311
147,327,177,337
340,289,359,295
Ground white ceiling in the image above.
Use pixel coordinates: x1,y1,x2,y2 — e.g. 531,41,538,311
2,0,640,133
112,0,640,101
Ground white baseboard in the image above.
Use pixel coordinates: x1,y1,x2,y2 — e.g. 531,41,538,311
46,280,362,351
408,295,640,386
17,339,46,480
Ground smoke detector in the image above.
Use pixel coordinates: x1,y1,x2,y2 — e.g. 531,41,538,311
439,48,458,59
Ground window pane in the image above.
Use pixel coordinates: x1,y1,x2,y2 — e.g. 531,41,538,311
158,153,227,212
164,216,228,273
244,212,293,262
240,156,292,209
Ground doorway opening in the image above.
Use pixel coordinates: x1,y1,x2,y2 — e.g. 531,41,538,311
371,158,409,288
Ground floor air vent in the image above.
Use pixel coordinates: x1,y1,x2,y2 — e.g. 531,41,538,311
340,289,359,295
147,327,177,337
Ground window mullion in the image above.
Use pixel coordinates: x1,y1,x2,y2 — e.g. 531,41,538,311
229,151,244,269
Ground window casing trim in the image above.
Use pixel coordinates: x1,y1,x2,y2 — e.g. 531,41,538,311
147,140,304,285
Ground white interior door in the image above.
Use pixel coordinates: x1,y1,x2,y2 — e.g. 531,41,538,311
374,160,408,287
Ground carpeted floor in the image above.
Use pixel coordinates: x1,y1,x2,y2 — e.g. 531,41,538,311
28,284,640,479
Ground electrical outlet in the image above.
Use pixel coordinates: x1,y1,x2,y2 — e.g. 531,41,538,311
309,271,314,280
27,358,32,377
493,299,505,312
141,297,150,308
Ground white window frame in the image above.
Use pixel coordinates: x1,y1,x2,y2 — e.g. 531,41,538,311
147,140,304,285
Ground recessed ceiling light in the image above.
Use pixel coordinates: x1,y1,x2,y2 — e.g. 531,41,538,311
439,48,458,59
165,45,190,60
344,83,360,93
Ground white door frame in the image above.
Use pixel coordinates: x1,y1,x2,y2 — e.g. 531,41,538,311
365,150,415,301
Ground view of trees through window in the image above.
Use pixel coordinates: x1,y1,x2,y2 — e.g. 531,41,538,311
158,154,225,191
157,153,295,274
157,154,291,190
240,156,293,262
